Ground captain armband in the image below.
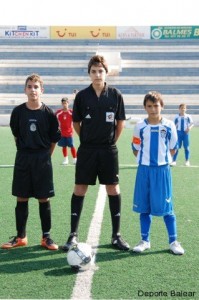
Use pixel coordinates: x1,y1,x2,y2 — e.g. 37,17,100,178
132,136,141,145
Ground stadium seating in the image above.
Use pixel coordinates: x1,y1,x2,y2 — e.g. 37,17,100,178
0,38,199,125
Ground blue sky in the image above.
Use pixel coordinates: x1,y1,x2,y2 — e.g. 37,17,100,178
0,0,198,26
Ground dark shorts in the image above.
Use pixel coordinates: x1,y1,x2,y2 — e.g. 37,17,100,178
12,150,55,199
58,137,74,148
75,145,119,185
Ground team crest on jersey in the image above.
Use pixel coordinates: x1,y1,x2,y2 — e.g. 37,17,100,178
30,123,37,132
106,112,114,122
160,129,166,138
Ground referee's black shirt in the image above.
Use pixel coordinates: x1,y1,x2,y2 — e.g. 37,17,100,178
73,84,126,147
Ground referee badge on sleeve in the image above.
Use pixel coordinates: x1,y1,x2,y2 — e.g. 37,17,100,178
106,112,114,122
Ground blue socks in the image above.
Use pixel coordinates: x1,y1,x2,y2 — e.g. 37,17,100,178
140,213,152,242
164,214,177,244
139,213,177,244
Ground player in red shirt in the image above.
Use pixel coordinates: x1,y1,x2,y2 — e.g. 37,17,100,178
55,98,77,165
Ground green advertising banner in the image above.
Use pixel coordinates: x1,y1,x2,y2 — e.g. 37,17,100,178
151,26,199,39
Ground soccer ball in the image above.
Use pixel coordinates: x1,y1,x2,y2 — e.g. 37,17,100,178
67,242,95,270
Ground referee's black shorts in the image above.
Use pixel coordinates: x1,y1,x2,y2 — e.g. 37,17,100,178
75,145,119,185
12,150,55,199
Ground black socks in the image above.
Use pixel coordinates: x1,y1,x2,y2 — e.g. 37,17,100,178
108,194,121,236
15,201,29,238
39,201,51,238
70,193,84,234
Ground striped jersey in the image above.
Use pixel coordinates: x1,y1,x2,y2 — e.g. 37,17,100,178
132,118,178,166
174,113,194,132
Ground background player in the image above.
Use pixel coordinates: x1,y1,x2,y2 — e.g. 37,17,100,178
55,97,77,165
131,91,184,255
171,103,194,166
62,55,129,251
1,74,60,250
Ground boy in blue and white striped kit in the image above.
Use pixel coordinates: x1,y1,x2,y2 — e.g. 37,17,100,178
171,103,194,166
131,91,184,255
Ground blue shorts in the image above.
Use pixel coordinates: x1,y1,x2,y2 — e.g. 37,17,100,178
58,137,74,148
133,164,174,216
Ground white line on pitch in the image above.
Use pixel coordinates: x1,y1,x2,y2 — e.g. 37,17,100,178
0,165,14,168
71,184,107,300
119,164,199,168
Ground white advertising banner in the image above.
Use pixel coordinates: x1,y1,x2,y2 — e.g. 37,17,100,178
117,26,150,39
0,25,50,39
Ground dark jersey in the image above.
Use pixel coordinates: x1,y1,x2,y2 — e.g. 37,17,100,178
10,102,61,151
72,84,126,146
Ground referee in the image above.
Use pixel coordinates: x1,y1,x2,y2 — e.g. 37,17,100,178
62,55,130,251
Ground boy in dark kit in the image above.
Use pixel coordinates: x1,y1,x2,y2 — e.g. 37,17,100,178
1,74,61,250
62,55,129,251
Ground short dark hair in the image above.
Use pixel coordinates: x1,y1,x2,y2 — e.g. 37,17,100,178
88,55,108,74
179,103,187,109
61,97,69,103
143,91,164,107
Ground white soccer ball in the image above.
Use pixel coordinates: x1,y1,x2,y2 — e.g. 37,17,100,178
67,242,95,270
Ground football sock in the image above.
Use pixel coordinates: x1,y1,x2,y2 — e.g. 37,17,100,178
173,150,178,161
71,147,77,158
63,147,67,157
140,213,152,242
70,193,84,234
164,214,177,244
15,201,29,238
185,149,189,161
39,201,51,238
108,194,121,236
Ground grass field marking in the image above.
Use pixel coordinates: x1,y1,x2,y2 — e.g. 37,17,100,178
177,165,199,168
170,165,199,168
71,184,107,300
119,164,138,167
119,164,199,168
59,164,76,167
0,165,14,168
